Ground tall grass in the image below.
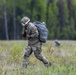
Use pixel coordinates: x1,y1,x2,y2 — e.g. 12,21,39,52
0,40,76,75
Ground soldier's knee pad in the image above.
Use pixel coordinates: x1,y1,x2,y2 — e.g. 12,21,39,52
24,46,31,57
24,51,29,57
35,53,42,60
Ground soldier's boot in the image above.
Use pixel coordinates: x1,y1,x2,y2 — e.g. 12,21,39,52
23,59,29,68
41,56,52,67
44,62,52,67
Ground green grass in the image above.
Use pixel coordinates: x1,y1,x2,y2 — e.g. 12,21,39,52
0,40,76,75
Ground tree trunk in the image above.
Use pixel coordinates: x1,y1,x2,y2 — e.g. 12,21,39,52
30,0,34,20
13,0,16,40
67,0,73,20
46,0,50,25
4,1,9,40
57,0,65,30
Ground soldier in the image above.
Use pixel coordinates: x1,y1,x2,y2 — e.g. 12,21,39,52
21,16,51,68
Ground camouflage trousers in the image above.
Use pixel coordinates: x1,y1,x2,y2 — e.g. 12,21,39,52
23,42,49,68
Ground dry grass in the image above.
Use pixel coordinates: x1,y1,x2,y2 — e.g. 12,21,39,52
0,40,76,75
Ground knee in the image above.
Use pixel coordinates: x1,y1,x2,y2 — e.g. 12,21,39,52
34,53,42,60
24,51,29,57
24,46,31,57
34,47,42,60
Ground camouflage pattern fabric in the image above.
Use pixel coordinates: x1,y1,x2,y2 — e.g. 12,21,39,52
22,22,51,67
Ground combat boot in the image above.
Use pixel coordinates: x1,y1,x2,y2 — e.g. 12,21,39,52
44,62,52,67
22,59,28,68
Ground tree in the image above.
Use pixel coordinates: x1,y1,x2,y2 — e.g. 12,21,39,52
30,0,46,22
3,0,9,40
57,0,65,30
12,0,16,39
47,0,59,39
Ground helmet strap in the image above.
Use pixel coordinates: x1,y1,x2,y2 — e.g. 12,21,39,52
25,19,30,25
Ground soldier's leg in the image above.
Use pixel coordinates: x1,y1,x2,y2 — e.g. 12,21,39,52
23,46,32,68
34,46,51,66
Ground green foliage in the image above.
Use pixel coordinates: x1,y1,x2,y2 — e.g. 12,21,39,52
8,44,23,64
0,0,76,40
47,1,59,39
31,0,46,22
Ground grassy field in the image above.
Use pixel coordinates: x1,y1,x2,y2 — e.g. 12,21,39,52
0,40,76,75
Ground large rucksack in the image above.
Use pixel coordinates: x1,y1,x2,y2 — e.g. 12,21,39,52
33,21,48,43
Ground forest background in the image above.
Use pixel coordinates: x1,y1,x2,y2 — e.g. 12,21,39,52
0,0,76,40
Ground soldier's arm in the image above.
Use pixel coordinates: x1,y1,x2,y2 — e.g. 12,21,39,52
22,27,26,37
30,25,39,38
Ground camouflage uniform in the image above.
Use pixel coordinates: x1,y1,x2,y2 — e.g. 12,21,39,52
21,17,51,68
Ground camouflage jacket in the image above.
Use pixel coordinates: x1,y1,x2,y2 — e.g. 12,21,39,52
22,22,40,45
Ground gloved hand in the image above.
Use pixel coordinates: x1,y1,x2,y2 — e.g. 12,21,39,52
26,34,31,38
22,27,26,37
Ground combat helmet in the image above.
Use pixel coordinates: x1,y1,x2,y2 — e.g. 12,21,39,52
21,16,30,26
